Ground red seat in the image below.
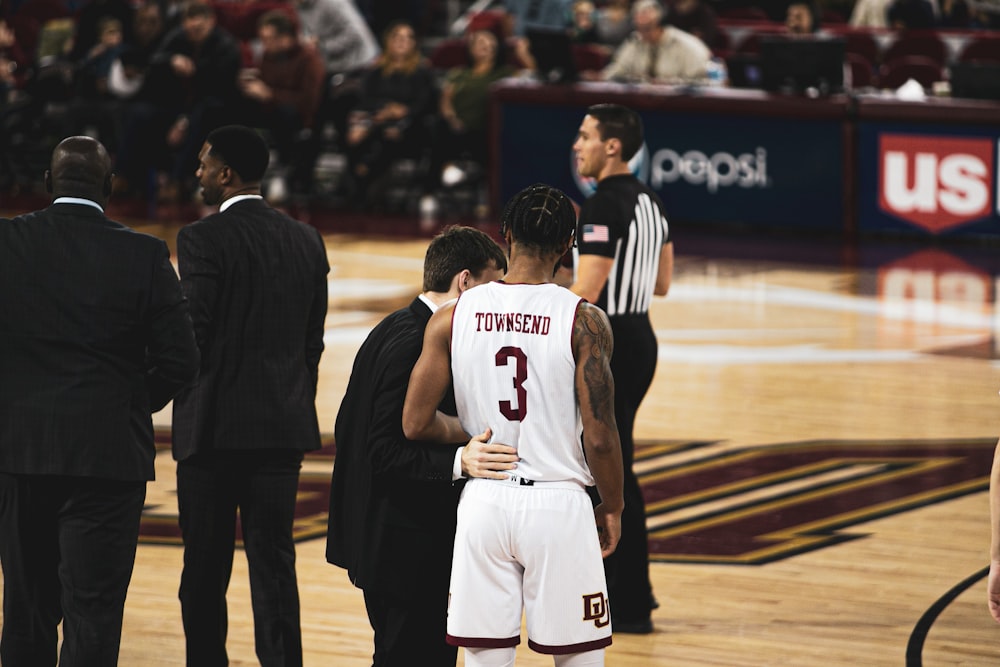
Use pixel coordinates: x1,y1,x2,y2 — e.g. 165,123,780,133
821,9,847,23
958,36,1000,63
841,29,881,64
846,52,877,87
881,31,947,66
211,1,295,42
429,37,470,70
466,10,508,35
571,43,610,72
878,54,944,88
712,29,732,58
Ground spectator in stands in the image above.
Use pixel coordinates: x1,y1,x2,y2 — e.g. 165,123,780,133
0,17,33,192
69,0,134,65
667,0,721,50
295,0,379,74
939,0,979,26
236,9,325,198
886,0,937,28
74,16,124,99
591,0,711,84
850,0,894,27
115,0,241,201
596,0,635,47
421,28,516,209
343,20,435,208
0,18,29,102
294,0,380,165
63,15,126,151
503,0,574,73
785,0,821,33
107,2,168,100
570,1,602,43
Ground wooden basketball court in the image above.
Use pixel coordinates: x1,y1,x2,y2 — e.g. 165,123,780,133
2,216,999,665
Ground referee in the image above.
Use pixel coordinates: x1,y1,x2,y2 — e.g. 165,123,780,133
569,103,673,634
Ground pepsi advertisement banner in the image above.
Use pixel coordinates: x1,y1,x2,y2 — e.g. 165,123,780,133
496,103,844,231
857,122,1000,239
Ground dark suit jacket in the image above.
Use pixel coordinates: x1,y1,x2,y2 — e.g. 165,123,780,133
327,297,463,599
0,202,199,481
172,197,329,460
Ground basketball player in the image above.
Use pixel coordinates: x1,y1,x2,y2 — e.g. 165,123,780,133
327,226,515,666
403,183,624,666
569,103,673,634
987,438,1000,622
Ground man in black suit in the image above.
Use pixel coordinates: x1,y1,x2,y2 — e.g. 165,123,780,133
0,135,199,667
172,125,329,667
327,226,517,666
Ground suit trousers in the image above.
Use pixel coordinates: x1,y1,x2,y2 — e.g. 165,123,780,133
176,449,305,667
363,585,457,667
0,472,145,667
601,315,657,623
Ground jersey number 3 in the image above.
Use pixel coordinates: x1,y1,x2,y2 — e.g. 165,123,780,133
496,346,527,422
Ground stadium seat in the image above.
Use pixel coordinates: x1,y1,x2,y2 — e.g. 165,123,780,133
878,54,944,88
958,35,1000,63
846,52,877,88
571,43,611,72
881,31,947,66
429,37,470,70
841,29,881,65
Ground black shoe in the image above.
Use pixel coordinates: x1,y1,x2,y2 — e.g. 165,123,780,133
613,618,654,634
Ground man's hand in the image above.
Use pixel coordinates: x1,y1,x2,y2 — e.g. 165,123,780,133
171,54,195,77
989,560,1000,622
240,76,272,102
461,428,519,479
594,503,622,558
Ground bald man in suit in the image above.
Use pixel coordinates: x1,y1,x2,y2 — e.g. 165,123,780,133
0,135,199,666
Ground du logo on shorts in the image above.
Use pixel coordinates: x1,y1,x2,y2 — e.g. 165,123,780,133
571,144,650,197
582,592,610,628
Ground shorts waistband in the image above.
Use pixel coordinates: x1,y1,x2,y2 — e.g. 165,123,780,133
481,475,584,491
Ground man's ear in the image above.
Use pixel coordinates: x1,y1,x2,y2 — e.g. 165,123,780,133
606,138,621,158
44,170,52,194
220,164,234,186
104,173,114,198
457,268,472,292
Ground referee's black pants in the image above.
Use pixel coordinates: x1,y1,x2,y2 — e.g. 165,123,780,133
600,314,657,623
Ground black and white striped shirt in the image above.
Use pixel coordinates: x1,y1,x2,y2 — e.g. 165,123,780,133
575,174,671,317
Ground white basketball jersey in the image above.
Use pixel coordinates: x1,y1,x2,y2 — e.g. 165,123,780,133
450,282,594,486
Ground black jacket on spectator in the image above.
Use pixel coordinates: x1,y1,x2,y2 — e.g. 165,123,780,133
142,23,241,110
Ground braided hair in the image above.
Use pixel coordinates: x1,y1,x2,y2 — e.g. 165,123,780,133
499,184,577,256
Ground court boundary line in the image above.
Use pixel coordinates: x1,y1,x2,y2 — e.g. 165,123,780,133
905,564,989,666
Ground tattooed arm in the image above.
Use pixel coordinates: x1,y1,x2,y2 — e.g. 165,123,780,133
574,301,624,557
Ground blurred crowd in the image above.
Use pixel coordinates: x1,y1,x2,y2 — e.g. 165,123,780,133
1,0,998,212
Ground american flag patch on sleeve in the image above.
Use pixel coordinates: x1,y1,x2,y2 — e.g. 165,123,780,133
582,224,609,243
